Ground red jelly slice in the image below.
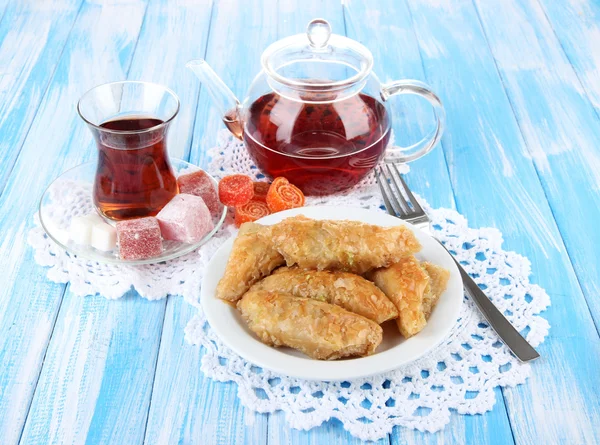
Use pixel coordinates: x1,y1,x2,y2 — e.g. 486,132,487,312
218,174,253,207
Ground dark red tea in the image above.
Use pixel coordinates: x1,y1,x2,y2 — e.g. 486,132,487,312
240,92,390,195
94,117,178,220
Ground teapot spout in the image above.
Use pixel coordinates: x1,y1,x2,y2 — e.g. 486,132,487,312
186,59,243,139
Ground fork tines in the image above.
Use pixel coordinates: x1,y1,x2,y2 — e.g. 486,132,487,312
376,164,425,220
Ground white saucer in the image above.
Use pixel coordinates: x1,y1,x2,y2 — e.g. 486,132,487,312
39,159,227,265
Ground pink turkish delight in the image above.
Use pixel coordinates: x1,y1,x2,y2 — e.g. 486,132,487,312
177,170,220,215
156,193,214,244
116,217,163,260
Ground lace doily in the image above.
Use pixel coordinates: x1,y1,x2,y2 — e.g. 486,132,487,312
27,163,235,300
28,131,550,438
184,132,550,439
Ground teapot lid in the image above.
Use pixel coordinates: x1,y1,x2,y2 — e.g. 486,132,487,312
261,19,374,90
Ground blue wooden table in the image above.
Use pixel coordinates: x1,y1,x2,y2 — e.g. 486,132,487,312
1,0,599,443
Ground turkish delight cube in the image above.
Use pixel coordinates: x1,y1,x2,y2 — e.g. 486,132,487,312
116,217,162,260
177,170,220,215
156,193,214,244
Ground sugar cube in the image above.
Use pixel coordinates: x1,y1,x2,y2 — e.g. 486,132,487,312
85,213,104,226
156,193,214,244
70,213,103,246
177,170,221,215
116,217,163,260
91,222,117,252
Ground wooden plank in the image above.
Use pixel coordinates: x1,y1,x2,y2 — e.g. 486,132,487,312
0,0,10,23
0,1,147,444
470,0,600,442
126,0,209,160
144,299,268,445
344,1,515,443
19,292,165,445
0,0,82,193
18,0,216,444
536,0,600,115
474,0,600,329
144,0,275,443
403,0,600,443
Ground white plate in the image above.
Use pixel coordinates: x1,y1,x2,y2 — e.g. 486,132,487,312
201,206,463,381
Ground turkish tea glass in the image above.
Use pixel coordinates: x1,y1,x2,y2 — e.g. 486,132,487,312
78,81,180,220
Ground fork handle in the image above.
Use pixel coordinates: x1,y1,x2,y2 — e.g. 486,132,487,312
452,257,540,362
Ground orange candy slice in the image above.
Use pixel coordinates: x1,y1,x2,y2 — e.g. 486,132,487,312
253,181,271,202
218,174,253,207
266,177,305,213
234,199,270,227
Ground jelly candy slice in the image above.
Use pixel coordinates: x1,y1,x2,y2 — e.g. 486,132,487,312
234,199,270,227
218,174,253,207
266,177,305,213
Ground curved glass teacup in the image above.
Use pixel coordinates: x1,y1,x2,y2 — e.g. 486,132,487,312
78,81,180,220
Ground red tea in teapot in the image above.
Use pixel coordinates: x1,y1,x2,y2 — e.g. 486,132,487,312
193,19,445,195
240,91,390,195
94,117,178,220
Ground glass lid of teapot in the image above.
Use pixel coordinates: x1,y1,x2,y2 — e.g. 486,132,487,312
261,18,374,91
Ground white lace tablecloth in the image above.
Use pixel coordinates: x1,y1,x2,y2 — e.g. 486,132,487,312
28,131,550,439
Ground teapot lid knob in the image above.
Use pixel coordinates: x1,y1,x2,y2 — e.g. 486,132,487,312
306,19,332,49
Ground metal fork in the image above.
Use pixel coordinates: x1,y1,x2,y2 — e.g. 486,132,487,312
376,164,540,362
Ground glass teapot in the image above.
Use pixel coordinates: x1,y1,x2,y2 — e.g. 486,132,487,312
188,19,445,195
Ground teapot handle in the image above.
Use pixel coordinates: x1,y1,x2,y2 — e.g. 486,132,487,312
380,80,446,163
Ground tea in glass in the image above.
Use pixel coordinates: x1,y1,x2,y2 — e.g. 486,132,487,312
95,116,178,219
78,82,180,220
